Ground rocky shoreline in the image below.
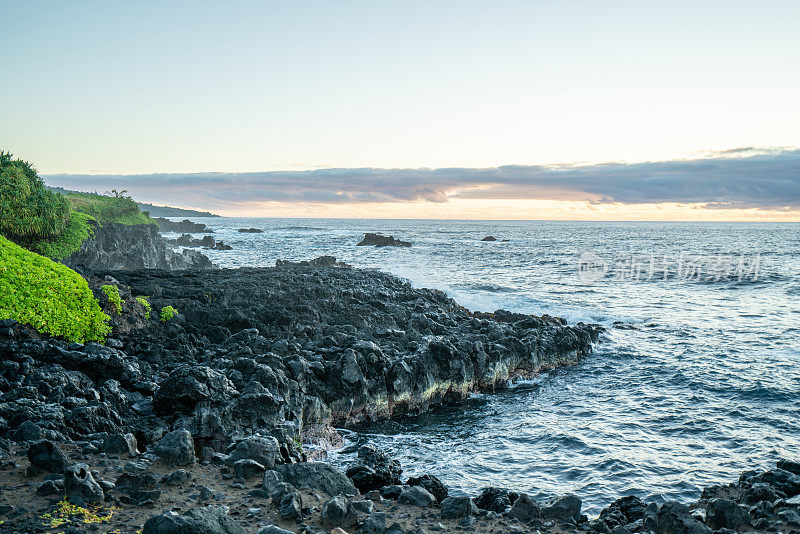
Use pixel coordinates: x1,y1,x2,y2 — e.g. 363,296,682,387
0,259,798,533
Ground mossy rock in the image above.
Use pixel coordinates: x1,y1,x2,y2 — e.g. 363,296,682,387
0,236,111,343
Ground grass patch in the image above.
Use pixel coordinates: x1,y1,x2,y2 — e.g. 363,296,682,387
66,192,155,226
0,236,111,343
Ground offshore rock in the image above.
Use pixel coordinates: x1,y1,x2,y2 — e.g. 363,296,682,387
152,217,213,234
357,233,412,247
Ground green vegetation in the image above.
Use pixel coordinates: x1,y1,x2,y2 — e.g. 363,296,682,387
1,150,156,260
101,285,123,314
28,211,95,260
0,236,111,343
136,296,151,319
0,151,70,243
65,191,155,226
41,499,118,529
159,305,177,322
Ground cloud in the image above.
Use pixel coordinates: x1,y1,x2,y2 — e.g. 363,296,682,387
43,147,800,211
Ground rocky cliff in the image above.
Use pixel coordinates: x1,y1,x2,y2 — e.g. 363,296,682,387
63,221,213,271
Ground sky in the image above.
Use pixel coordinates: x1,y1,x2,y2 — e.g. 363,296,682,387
2,0,799,219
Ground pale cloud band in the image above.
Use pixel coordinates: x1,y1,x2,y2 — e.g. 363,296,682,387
44,148,800,212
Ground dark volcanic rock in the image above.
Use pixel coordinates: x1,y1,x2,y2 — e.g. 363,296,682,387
153,217,213,234
542,493,582,521
277,461,357,496
238,228,264,233
153,366,235,415
357,232,412,247
398,485,437,507
64,462,105,506
321,494,356,527
27,440,68,472
406,474,448,503
143,506,246,534
440,495,479,518
475,487,519,513
346,445,403,493
481,236,497,241
226,436,280,470
506,494,541,522
706,498,750,530
657,502,711,534
153,429,196,466
64,222,213,270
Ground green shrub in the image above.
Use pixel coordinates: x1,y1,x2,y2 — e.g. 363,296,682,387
101,285,123,314
29,212,95,260
136,296,151,319
0,151,70,242
159,305,177,322
0,236,110,343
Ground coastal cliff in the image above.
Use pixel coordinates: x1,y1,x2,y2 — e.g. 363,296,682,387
62,221,213,271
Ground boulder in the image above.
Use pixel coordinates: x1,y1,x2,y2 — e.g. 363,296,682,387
321,495,356,527
115,461,162,503
226,436,280,470
657,502,712,534
542,493,582,521
506,494,541,522
153,366,235,415
346,445,403,493
440,495,478,518
406,474,448,502
102,433,138,455
64,463,105,507
142,506,246,534
27,440,68,472
706,498,750,530
398,486,436,507
362,512,387,534
481,236,497,241
153,429,196,466
256,527,294,534
475,487,519,513
233,459,266,479
277,461,357,496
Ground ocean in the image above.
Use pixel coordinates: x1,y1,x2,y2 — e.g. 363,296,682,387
168,218,800,514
